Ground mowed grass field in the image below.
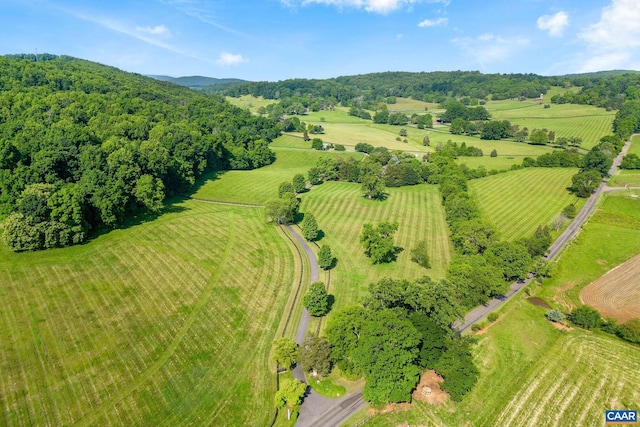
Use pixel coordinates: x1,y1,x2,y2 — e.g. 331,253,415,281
299,182,452,311
193,143,363,204
468,168,581,241
540,192,640,311
0,201,294,426
488,100,615,150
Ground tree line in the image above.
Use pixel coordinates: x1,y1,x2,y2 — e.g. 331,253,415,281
0,55,280,251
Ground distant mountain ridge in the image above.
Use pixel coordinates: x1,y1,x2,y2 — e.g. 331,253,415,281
148,75,247,89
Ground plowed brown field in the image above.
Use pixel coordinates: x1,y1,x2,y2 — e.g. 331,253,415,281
580,253,640,322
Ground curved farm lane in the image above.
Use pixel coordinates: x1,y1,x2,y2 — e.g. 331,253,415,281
284,225,368,427
457,136,633,333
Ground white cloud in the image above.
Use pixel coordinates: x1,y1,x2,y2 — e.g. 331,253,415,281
418,17,448,27
217,51,246,66
575,0,640,72
580,0,640,49
452,33,529,70
536,11,568,37
136,25,171,37
281,0,449,14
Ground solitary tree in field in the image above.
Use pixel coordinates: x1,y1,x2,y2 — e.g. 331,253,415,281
360,221,400,264
274,378,307,420
303,282,330,317
272,337,298,369
410,240,431,269
301,213,319,241
317,245,335,270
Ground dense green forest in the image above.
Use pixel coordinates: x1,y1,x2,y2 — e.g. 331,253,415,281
0,55,280,251
218,69,640,112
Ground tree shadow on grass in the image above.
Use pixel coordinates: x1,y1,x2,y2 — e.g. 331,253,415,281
83,197,190,245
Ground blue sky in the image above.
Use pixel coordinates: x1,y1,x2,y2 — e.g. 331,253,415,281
1,0,639,81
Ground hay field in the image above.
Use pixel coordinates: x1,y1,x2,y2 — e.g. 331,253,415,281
580,253,640,323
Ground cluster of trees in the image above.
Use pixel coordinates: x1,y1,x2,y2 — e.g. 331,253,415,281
373,106,410,125
224,71,551,108
359,221,401,264
435,141,483,158
522,150,581,168
439,100,491,123
613,100,640,140
308,149,425,194
568,135,623,197
325,276,477,405
565,306,640,345
550,72,640,110
0,55,280,251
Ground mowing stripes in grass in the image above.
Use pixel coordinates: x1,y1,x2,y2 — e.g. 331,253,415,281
0,201,294,426
469,168,579,241
299,182,452,311
193,146,362,205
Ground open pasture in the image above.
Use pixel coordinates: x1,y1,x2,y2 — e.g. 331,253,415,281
456,155,524,171
468,168,580,241
540,192,640,310
488,102,615,150
299,182,452,311
193,145,362,204
0,201,294,426
580,253,640,323
303,118,432,152
609,171,640,187
627,134,640,156
490,331,640,427
225,94,275,113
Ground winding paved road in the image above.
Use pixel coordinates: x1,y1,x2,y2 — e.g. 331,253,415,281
284,225,368,427
456,136,633,332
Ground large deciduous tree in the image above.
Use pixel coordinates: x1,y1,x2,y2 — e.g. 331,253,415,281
272,337,298,370
359,221,400,264
299,334,332,377
303,282,330,317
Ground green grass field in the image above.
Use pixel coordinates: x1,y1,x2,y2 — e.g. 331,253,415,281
488,101,615,150
468,168,581,241
0,201,294,426
193,144,363,205
627,134,640,156
225,94,276,113
539,192,640,310
299,182,452,312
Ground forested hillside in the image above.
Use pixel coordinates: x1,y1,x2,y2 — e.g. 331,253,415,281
220,69,640,112
0,55,280,251
222,71,550,105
